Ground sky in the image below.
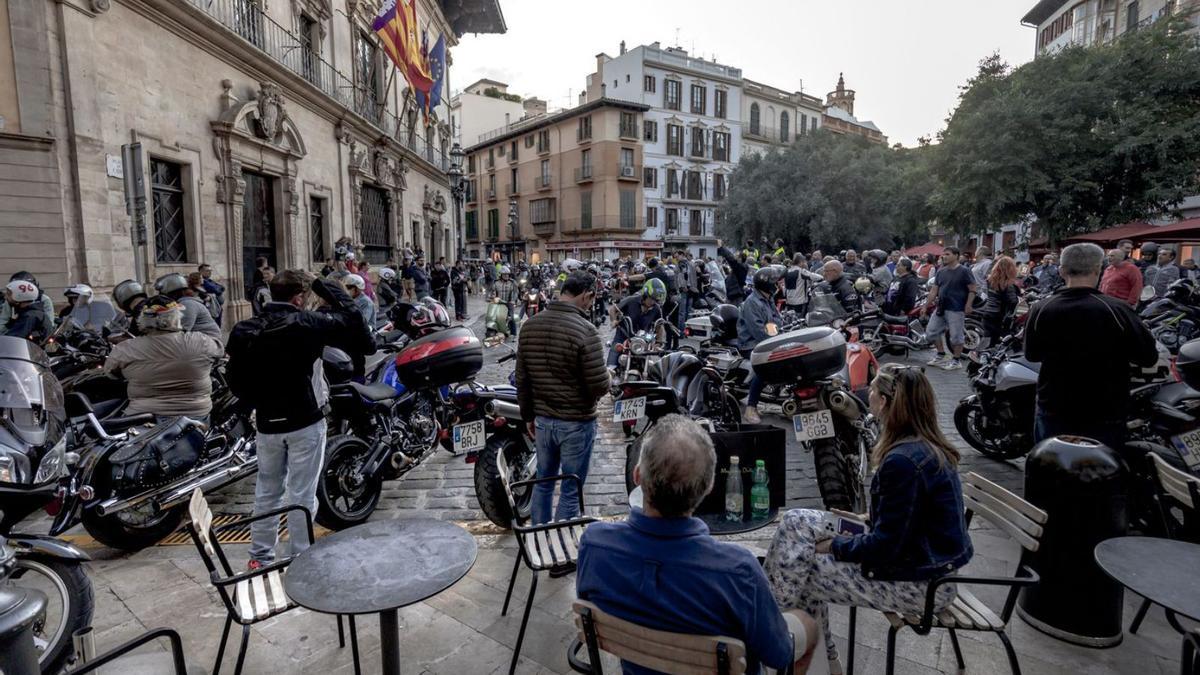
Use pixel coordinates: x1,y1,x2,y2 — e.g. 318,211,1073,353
450,0,1041,147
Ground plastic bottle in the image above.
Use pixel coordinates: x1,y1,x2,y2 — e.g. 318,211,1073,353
725,456,743,522
751,459,770,520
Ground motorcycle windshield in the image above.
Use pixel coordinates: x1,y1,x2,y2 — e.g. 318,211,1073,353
0,354,66,446
69,300,117,332
806,291,848,325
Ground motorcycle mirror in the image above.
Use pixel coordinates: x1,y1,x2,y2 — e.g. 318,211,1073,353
1141,286,1156,302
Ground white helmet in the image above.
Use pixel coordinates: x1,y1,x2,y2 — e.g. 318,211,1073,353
344,273,366,290
562,258,582,273
379,267,397,280
6,280,39,303
65,284,94,301
345,252,356,261
500,265,512,276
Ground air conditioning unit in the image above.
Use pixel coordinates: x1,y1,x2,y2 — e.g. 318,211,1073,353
621,165,635,178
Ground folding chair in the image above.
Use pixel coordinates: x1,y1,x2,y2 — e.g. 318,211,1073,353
1183,628,1200,675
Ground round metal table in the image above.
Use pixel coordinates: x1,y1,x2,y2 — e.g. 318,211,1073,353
284,518,477,674
1094,536,1200,634
627,486,778,534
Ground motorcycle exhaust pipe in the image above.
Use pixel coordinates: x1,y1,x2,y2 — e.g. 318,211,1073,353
486,399,523,422
73,626,96,665
827,390,860,419
95,455,258,517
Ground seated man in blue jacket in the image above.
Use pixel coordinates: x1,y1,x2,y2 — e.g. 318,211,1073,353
738,267,784,424
577,414,820,675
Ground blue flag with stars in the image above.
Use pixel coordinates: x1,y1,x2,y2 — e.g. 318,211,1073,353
416,34,446,123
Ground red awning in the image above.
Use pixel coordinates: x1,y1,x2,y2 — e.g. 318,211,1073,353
902,243,945,257
1064,218,1200,245
1065,221,1155,244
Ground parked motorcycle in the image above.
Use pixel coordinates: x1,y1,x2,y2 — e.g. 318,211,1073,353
465,349,537,528
484,299,511,346
0,337,94,672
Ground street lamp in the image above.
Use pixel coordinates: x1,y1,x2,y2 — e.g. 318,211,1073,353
447,142,466,260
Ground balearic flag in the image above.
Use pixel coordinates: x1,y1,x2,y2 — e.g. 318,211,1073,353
373,0,433,95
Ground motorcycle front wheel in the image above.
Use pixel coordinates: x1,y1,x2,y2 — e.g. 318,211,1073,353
811,433,866,513
8,554,94,673
316,434,382,530
953,401,1028,461
474,433,536,529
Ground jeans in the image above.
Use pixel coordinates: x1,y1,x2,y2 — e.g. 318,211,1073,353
677,292,692,333
1034,405,1126,451
531,416,597,525
453,286,468,317
248,419,327,563
607,328,629,368
743,350,765,406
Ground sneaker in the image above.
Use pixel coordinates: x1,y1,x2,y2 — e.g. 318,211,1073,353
743,406,762,424
548,562,577,579
942,358,963,371
927,353,949,366
246,559,265,573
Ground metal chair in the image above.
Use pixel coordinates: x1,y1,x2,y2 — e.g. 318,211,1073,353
1183,628,1200,675
1131,454,1200,634
566,599,797,675
64,628,196,675
495,449,596,675
186,489,360,675
846,472,1048,675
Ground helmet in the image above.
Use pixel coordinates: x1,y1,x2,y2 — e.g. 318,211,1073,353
321,347,354,385
562,258,582,273
709,304,741,343
154,273,189,296
344,274,366,290
1141,242,1160,257
9,272,38,286
113,279,146,311
64,284,94,301
409,298,451,331
1167,278,1196,303
6,279,39,303
137,295,184,332
379,267,397,280
866,249,887,264
854,276,875,294
752,265,783,294
345,252,356,261
500,265,512,276
646,257,660,269
633,262,647,274
642,278,668,303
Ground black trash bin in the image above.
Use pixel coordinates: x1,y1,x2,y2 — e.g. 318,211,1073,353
1017,435,1129,647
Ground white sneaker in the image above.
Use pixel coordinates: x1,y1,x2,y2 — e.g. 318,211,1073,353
942,358,963,371
927,353,949,366
743,406,762,424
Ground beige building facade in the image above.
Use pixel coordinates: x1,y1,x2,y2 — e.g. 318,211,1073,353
821,74,887,145
741,79,824,157
463,98,651,263
0,0,502,322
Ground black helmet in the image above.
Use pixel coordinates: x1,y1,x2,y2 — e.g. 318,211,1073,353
646,256,660,269
753,265,784,294
322,346,354,385
1167,277,1196,303
113,279,147,311
709,304,740,342
1141,242,1160,257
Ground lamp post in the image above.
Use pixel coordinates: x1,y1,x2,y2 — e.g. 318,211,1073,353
447,142,466,261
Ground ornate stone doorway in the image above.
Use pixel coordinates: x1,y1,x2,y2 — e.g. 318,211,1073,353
241,171,278,299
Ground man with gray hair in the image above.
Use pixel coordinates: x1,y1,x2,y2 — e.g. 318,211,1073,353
1025,243,1157,449
576,415,821,674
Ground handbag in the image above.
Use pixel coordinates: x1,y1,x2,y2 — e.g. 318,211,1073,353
108,417,205,493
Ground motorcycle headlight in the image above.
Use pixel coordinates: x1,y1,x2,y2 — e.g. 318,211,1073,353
0,447,31,485
33,435,67,485
630,337,648,355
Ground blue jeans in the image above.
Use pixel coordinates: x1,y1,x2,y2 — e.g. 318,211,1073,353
677,293,692,332
532,416,597,524
742,350,765,406
249,419,327,563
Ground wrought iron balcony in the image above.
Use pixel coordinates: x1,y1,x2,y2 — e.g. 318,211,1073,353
537,175,553,190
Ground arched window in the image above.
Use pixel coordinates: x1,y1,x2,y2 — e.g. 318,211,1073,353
780,112,790,143
749,103,760,135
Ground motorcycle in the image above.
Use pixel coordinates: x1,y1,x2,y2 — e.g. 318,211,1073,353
465,349,538,529
953,335,1038,460
610,316,672,395
0,337,95,672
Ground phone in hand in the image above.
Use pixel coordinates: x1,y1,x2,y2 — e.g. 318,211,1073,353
819,509,869,539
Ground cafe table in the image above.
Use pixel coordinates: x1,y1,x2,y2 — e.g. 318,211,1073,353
284,518,477,674
1094,536,1200,634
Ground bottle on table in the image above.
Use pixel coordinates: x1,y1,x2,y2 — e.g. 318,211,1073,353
751,459,770,520
725,456,743,522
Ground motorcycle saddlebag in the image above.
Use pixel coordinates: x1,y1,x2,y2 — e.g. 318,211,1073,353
750,327,846,385
395,325,483,389
108,417,205,494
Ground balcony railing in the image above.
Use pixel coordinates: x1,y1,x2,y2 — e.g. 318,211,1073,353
507,183,519,195
537,175,553,190
617,163,640,181
187,0,447,172
486,189,497,200
689,144,709,159
575,166,594,183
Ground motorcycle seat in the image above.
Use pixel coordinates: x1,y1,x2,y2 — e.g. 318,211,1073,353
349,381,403,402
881,313,909,325
660,352,703,402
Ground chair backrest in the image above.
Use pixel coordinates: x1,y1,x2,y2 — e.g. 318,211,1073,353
1150,453,1199,511
962,472,1048,553
573,600,748,675
187,487,231,577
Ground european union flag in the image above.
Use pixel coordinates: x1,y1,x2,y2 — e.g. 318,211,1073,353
415,34,446,123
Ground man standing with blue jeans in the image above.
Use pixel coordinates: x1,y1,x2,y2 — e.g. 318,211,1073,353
226,271,372,569
921,246,977,371
516,271,609,572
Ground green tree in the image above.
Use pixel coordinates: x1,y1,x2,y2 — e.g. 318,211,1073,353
931,19,1200,243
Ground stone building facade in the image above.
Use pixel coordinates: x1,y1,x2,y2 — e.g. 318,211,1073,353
740,79,824,157
821,74,887,145
0,0,503,323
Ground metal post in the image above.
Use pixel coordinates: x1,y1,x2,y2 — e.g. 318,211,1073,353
121,139,147,282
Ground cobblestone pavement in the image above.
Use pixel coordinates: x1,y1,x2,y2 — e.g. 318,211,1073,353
22,296,1180,674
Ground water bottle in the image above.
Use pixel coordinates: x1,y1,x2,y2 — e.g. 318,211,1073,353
751,459,770,520
724,456,743,522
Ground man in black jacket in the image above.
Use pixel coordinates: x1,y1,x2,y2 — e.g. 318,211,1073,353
718,241,749,304
226,270,373,568
1025,243,1158,450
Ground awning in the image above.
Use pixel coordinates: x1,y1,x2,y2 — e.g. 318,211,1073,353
902,243,944,257
1064,218,1200,246
1064,221,1155,244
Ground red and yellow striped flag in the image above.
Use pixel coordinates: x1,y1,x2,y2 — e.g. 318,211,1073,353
373,0,433,94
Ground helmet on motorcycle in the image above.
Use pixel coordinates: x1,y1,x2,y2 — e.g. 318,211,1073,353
413,297,451,329
633,262,647,274
64,284,94,302
1167,277,1196,303
752,265,783,294
5,279,39,303
113,279,146,312
562,258,582,273
642,278,668,304
378,267,397,280
854,276,875,294
709,304,741,343
321,346,354,385
154,272,189,297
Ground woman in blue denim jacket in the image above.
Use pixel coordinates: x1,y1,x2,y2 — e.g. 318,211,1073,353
764,363,973,674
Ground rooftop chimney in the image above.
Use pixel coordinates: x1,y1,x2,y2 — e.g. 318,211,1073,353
619,40,626,55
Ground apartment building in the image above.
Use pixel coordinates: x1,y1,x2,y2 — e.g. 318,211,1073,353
581,42,744,258
462,98,651,262
741,80,825,157
449,79,527,148
1023,0,1200,56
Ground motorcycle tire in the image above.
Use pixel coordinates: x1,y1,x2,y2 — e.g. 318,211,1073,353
624,437,642,494
953,401,1027,461
811,437,865,513
10,555,93,674
81,466,186,550
317,434,382,530
474,433,536,529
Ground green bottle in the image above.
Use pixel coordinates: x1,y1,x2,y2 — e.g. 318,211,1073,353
751,460,770,519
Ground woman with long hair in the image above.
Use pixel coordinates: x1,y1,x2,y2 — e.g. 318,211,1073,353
764,364,973,674
982,255,1021,344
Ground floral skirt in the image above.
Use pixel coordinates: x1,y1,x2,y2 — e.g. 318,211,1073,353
763,509,956,661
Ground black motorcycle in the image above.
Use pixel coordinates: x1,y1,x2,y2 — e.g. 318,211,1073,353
0,337,94,672
954,335,1038,461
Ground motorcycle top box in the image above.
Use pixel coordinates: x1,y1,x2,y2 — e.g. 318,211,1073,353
394,325,483,388
1176,337,1200,390
750,327,846,386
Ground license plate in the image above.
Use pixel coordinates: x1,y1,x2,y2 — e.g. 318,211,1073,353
793,410,835,442
613,397,646,423
1170,429,1200,470
452,420,486,454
